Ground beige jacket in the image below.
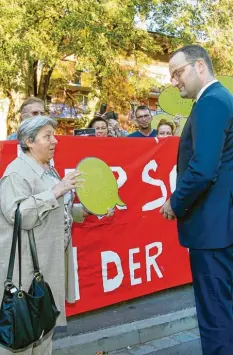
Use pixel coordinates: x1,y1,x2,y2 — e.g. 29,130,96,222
0,153,83,326
65,204,84,303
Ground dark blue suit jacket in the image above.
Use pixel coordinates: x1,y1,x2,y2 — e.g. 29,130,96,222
170,82,233,249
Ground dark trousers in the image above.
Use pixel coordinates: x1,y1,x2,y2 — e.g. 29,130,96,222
189,246,233,355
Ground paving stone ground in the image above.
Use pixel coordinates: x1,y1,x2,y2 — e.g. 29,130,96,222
109,328,202,355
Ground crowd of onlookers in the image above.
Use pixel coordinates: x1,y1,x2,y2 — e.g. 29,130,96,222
7,97,181,141
88,105,181,139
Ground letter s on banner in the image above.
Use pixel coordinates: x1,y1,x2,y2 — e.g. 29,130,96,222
142,160,167,211
101,251,124,292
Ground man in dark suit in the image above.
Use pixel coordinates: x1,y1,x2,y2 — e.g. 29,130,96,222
160,44,233,354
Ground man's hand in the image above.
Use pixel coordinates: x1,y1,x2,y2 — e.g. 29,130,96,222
160,199,176,220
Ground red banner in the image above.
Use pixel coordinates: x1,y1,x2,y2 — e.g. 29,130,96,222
0,137,192,316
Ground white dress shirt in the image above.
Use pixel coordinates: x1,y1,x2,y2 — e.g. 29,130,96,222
196,79,218,101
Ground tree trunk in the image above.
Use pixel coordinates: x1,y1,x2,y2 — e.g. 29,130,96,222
38,65,55,101
0,97,10,140
33,60,39,96
6,90,26,135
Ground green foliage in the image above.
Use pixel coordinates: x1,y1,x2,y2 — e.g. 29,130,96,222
0,0,162,94
149,0,233,75
0,0,166,128
4,0,233,131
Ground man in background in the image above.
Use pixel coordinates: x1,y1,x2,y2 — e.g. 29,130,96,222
127,105,157,137
7,97,45,140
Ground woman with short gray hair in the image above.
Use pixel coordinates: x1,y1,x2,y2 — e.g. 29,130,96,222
0,116,83,354
17,115,57,152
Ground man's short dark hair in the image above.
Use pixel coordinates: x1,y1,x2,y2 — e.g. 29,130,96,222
135,105,151,117
20,97,45,113
87,116,108,128
170,45,214,75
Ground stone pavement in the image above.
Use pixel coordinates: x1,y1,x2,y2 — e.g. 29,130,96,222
54,284,195,338
109,328,202,355
53,284,199,355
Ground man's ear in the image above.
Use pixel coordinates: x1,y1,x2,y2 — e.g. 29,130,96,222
196,59,205,73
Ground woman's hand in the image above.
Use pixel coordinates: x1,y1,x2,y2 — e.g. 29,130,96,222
173,115,183,136
52,171,84,198
106,207,115,217
173,115,182,127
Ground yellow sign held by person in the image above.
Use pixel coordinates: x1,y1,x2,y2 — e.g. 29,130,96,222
158,76,233,117
76,157,126,215
158,86,193,117
217,75,233,94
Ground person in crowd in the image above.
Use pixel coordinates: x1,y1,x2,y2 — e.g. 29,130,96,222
7,97,45,140
0,116,84,354
107,118,128,137
157,119,174,138
103,112,128,137
157,116,181,138
127,105,157,137
160,44,233,355
87,116,108,137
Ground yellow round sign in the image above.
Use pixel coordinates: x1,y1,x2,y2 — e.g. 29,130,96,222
158,86,194,117
76,157,126,215
158,76,233,117
217,75,233,94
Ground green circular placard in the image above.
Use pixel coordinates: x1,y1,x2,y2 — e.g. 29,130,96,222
76,157,126,215
151,113,173,129
217,75,233,94
151,113,186,136
158,76,233,118
158,86,194,117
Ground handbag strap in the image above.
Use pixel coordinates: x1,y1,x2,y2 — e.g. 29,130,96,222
28,229,41,275
18,206,22,289
5,205,41,290
5,204,21,287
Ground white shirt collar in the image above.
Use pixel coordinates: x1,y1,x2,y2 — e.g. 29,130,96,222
196,79,218,101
